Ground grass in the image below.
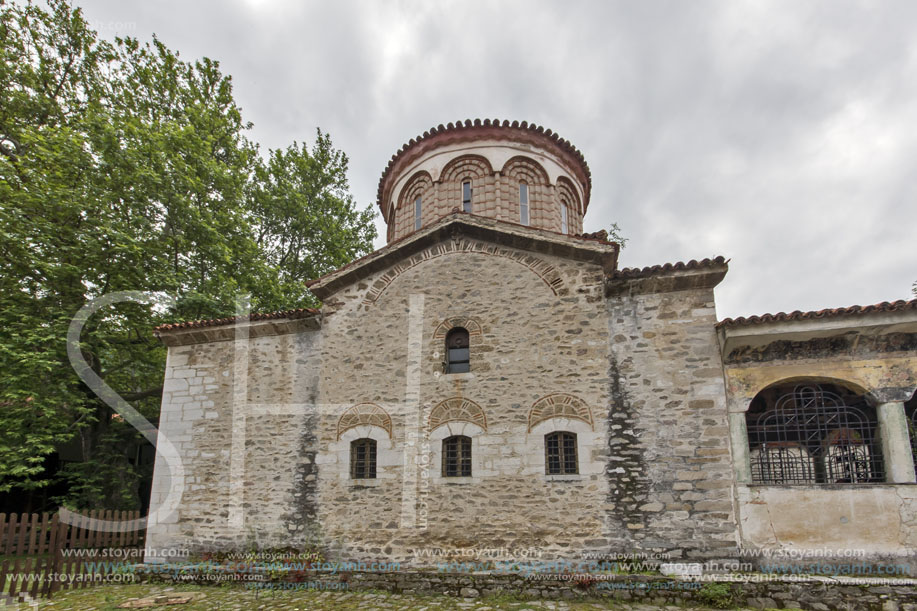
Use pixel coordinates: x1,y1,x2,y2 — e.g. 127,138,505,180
11,581,764,610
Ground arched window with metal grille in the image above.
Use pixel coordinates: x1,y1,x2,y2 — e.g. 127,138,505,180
746,383,884,485
442,435,471,477
350,438,377,479
545,431,578,475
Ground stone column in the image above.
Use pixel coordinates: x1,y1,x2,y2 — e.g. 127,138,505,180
877,401,916,483
728,412,751,484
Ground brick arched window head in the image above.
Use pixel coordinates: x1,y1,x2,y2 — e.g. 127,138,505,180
350,438,377,479
442,435,472,477
445,327,470,374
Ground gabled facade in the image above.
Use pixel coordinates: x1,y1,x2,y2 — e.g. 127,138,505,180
146,120,917,571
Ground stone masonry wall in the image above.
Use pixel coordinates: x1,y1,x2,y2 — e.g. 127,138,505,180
315,236,611,565
146,329,322,557
604,287,738,560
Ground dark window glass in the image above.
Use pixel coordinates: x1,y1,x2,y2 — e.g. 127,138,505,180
462,181,472,213
442,435,472,477
519,182,529,225
350,438,377,479
414,195,422,230
445,327,470,374
545,431,578,475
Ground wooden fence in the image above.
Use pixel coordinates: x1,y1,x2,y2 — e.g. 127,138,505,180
0,510,145,604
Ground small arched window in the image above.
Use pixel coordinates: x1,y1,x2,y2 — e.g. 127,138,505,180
560,197,569,234
442,435,472,477
462,180,472,213
350,438,377,479
545,431,577,474
444,327,470,374
414,195,422,230
519,182,529,225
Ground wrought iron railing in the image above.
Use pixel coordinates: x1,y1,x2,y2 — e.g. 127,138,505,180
747,385,884,485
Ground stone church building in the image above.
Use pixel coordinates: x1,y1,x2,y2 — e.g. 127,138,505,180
146,120,917,569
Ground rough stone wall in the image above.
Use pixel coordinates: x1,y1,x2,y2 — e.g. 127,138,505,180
314,236,611,564
146,330,322,557
604,287,738,560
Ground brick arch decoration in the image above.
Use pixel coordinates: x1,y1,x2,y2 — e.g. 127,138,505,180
528,393,594,432
432,316,483,340
362,238,564,305
429,397,487,432
439,154,493,183
398,170,434,211
501,156,550,185
337,403,393,439
556,176,582,215
502,156,550,224
391,170,434,240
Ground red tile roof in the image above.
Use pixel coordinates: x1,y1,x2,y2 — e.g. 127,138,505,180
716,299,917,328
610,256,728,279
154,308,320,334
376,119,592,215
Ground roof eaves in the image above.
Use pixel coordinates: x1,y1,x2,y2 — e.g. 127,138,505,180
716,299,917,329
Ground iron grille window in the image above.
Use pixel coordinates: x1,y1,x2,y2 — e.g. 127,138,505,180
519,182,529,225
414,195,422,230
350,438,377,479
545,431,578,475
746,385,884,485
442,435,472,477
444,327,470,374
462,181,472,213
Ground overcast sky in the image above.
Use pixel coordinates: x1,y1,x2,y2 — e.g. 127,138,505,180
75,0,916,320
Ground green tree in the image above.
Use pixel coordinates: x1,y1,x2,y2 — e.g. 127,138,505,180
0,0,376,509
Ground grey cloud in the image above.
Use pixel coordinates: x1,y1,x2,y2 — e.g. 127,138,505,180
76,0,917,318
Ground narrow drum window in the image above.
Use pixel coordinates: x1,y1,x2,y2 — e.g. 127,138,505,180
560,198,569,234
442,435,472,477
462,180,472,213
444,327,470,374
350,438,377,479
519,182,529,225
545,431,577,474
414,195,422,230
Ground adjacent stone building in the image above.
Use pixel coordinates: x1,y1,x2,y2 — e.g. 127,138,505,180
146,119,917,570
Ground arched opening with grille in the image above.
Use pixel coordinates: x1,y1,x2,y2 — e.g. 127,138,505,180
442,435,472,477
746,382,884,485
350,438,377,479
545,431,578,475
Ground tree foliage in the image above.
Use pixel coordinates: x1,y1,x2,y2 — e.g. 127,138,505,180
0,0,376,508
